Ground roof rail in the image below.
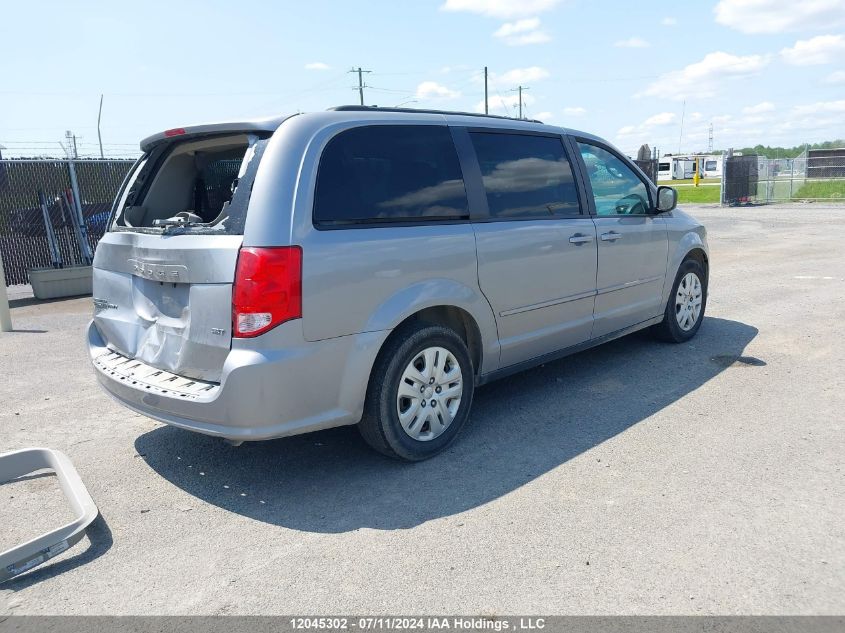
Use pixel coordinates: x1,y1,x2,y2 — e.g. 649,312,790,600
328,105,544,124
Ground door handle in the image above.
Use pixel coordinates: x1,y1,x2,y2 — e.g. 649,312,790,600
569,234,594,245
600,231,623,242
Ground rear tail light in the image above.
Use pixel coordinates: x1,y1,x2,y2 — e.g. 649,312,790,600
233,246,302,338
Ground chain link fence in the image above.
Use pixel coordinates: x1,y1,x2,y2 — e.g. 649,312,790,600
722,150,845,205
0,159,135,286
634,159,658,185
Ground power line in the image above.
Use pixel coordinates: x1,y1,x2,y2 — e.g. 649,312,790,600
493,90,511,117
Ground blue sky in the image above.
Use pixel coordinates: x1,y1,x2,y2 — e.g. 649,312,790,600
1,0,844,158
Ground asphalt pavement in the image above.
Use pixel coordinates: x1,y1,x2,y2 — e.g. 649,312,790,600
1,204,843,615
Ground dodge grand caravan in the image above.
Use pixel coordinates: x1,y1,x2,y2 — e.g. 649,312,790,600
88,106,708,461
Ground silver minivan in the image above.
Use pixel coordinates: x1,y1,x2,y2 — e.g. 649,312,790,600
89,106,708,461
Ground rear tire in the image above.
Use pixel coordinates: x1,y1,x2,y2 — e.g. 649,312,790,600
653,258,707,343
358,323,474,461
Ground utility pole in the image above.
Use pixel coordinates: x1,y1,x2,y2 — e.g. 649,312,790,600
350,67,371,106
510,85,529,119
65,130,78,159
97,94,104,159
677,100,686,155
484,66,489,115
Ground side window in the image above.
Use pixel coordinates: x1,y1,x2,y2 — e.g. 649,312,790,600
577,142,651,216
468,132,580,219
313,125,468,225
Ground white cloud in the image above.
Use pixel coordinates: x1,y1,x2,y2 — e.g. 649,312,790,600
563,106,586,116
441,0,563,18
792,99,845,115
742,101,775,114
615,37,650,48
617,112,678,137
661,17,677,26
754,100,845,142
643,112,677,127
304,62,330,71
493,66,550,86
494,17,540,36
824,70,845,83
618,101,844,154
639,51,770,100
493,17,551,45
535,111,554,121
780,34,845,66
415,81,461,100
714,0,845,34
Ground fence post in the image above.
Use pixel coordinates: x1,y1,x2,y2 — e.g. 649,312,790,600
789,159,794,201
721,149,731,206
66,160,94,265
0,250,12,332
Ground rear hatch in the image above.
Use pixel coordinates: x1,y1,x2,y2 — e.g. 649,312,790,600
92,129,269,382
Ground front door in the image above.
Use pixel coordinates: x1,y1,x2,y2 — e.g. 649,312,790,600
465,129,598,367
575,140,669,338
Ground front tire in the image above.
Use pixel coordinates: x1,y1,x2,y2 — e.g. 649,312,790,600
358,323,474,461
653,258,707,343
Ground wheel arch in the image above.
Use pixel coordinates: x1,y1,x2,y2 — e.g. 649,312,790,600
684,247,709,281
663,232,709,306
362,279,499,376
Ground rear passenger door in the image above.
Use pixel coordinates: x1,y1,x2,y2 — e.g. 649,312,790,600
574,140,669,338
456,128,598,368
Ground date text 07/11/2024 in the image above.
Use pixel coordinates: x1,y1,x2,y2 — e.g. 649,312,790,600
289,617,547,631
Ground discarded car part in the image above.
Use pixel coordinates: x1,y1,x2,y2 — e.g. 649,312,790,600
0,448,98,583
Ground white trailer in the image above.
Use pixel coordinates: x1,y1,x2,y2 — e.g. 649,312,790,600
700,155,723,178
659,154,723,180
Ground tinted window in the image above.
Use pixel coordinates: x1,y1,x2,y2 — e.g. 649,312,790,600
314,125,468,225
577,142,651,216
705,160,717,171
469,132,580,219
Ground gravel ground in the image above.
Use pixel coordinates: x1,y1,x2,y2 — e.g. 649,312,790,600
1,204,843,615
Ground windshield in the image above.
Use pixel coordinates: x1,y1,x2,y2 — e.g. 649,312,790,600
110,133,267,235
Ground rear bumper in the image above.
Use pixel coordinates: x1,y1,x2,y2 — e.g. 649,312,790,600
87,320,389,441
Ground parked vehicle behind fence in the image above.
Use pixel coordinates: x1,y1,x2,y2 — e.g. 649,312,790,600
88,106,708,461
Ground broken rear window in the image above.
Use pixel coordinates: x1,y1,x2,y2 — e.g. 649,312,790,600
111,133,267,235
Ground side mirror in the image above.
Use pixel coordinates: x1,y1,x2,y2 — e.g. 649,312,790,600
655,186,678,213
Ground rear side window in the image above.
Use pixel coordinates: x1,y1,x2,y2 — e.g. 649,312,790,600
468,132,581,219
313,125,469,226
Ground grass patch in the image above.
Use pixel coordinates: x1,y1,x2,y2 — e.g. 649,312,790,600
674,185,721,204
658,178,721,186
794,180,845,200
